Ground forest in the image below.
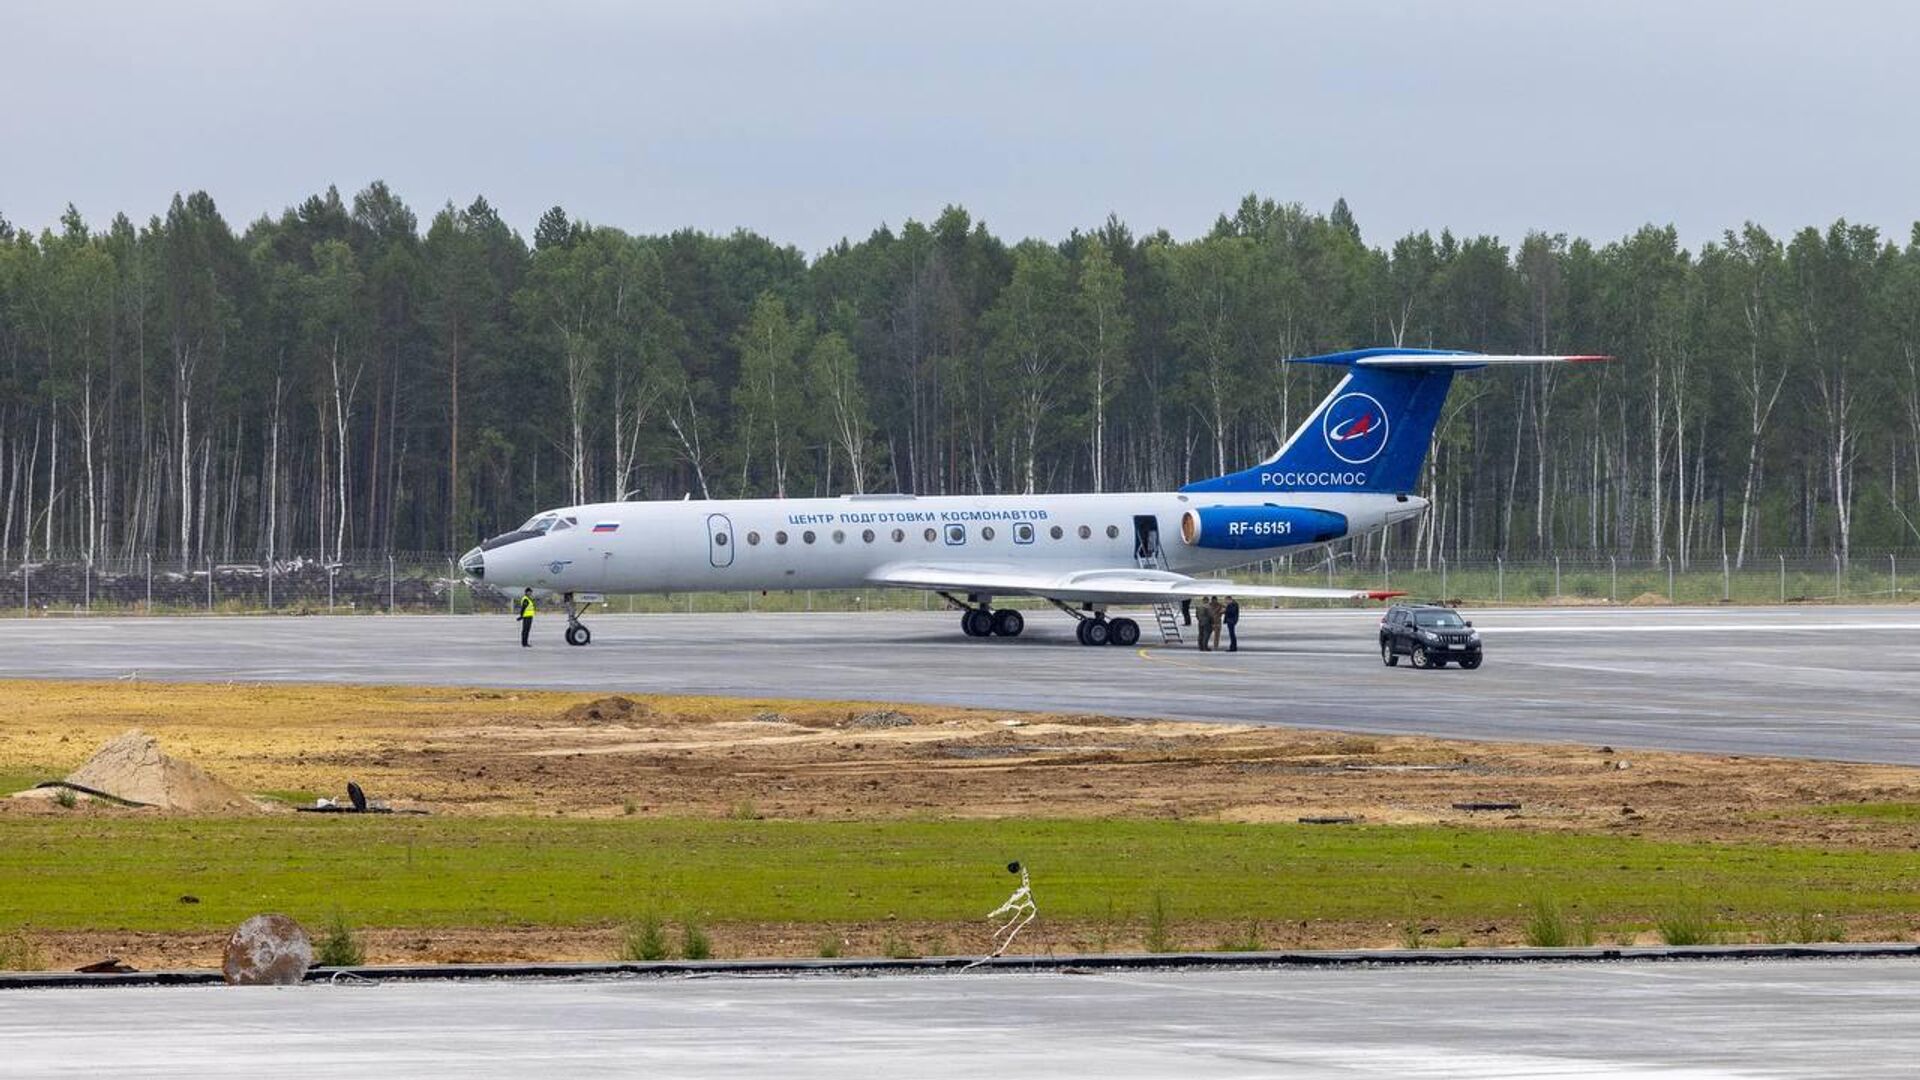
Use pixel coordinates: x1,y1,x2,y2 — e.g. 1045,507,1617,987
2,185,1917,571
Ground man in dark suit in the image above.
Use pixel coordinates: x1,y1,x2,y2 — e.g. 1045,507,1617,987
1223,597,1241,652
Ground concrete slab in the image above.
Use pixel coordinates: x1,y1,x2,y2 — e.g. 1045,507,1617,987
4,960,1915,1077
1,605,1916,762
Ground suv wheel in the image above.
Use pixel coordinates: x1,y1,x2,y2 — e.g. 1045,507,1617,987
1380,641,1398,667
1410,645,1430,669
1459,655,1482,670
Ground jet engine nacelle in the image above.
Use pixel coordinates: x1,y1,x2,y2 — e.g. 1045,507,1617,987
1179,505,1349,550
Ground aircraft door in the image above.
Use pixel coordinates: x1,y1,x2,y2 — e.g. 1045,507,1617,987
1133,515,1161,561
707,514,735,568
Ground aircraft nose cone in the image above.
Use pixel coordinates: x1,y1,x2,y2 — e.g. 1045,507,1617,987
459,547,485,580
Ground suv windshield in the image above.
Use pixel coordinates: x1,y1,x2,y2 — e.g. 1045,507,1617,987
1414,611,1465,629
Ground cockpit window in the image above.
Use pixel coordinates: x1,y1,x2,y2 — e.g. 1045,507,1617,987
550,517,574,532
521,514,561,534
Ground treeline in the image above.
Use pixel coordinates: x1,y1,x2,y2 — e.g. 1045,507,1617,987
2,186,1918,569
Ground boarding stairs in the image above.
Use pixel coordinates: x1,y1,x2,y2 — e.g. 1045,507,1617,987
1137,548,1182,645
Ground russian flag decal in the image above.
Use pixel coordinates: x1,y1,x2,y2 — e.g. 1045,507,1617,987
593,521,620,534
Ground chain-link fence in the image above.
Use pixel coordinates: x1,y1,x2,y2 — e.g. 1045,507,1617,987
0,555,508,616
0,549,1912,617
1262,549,1918,606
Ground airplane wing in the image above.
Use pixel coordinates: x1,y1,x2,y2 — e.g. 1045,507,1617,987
867,562,1397,605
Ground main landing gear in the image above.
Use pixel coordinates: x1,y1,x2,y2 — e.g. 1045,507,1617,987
1046,599,1139,648
562,591,594,647
939,593,1137,646
1071,615,1139,647
942,593,1026,638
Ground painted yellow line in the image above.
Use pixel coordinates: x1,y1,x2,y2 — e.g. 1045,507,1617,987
1135,647,1254,675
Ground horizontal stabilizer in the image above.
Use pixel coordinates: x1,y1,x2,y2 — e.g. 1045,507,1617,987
1291,347,1612,369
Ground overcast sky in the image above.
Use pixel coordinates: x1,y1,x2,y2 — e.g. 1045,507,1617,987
6,0,1916,256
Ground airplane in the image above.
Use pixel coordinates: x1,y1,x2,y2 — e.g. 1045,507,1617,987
459,347,1607,646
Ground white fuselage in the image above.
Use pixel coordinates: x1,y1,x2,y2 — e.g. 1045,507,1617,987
471,490,1425,597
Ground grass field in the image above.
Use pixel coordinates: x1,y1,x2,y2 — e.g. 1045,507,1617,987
3,816,1916,941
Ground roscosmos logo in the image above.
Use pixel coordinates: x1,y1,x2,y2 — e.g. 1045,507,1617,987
1321,392,1389,464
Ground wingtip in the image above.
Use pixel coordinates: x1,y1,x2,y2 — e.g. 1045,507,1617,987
1364,590,1409,601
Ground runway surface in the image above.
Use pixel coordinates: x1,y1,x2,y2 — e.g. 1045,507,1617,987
6,960,1916,1078
1,604,1915,763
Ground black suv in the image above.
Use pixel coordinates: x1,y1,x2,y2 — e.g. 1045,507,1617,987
1379,603,1482,669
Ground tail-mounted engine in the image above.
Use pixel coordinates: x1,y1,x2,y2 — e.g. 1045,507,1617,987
1179,506,1349,550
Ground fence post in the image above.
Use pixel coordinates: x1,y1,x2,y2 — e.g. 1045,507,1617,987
1554,556,1561,599
267,560,274,611
1666,556,1674,602
1834,553,1842,600
1891,553,1898,599
448,559,456,615
1722,552,1730,602
21,562,28,615
1779,554,1786,603
388,554,397,613
1439,554,1447,601
84,556,92,613
1609,555,1617,604
206,558,214,612
145,552,152,613
328,565,336,612
1497,556,1504,603
1383,555,1390,594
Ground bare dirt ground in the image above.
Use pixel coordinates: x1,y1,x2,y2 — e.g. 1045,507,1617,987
8,679,1920,969
6,680,1920,845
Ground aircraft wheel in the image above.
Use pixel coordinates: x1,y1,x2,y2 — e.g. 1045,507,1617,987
992,609,1025,637
1107,617,1140,647
1082,619,1111,647
565,624,591,647
1381,641,1399,667
1074,620,1092,646
1410,645,1430,669
964,608,997,638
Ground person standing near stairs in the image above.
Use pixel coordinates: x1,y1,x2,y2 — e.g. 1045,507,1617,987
1196,596,1216,651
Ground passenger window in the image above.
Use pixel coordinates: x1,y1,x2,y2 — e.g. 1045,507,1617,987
1077,525,1091,540
1106,525,1120,539
923,528,937,542
832,529,845,544
1049,525,1063,540
891,528,905,543
775,531,788,545
945,524,966,545
981,526,996,541
862,529,876,543
1014,523,1035,544
803,530,816,544
715,533,728,546
747,531,761,545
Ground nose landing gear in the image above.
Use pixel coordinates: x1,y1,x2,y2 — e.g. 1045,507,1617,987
562,591,597,646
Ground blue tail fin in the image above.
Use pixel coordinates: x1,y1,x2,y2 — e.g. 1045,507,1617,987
1183,350,1463,496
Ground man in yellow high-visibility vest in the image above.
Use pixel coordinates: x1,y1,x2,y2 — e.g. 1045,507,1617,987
517,588,536,647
